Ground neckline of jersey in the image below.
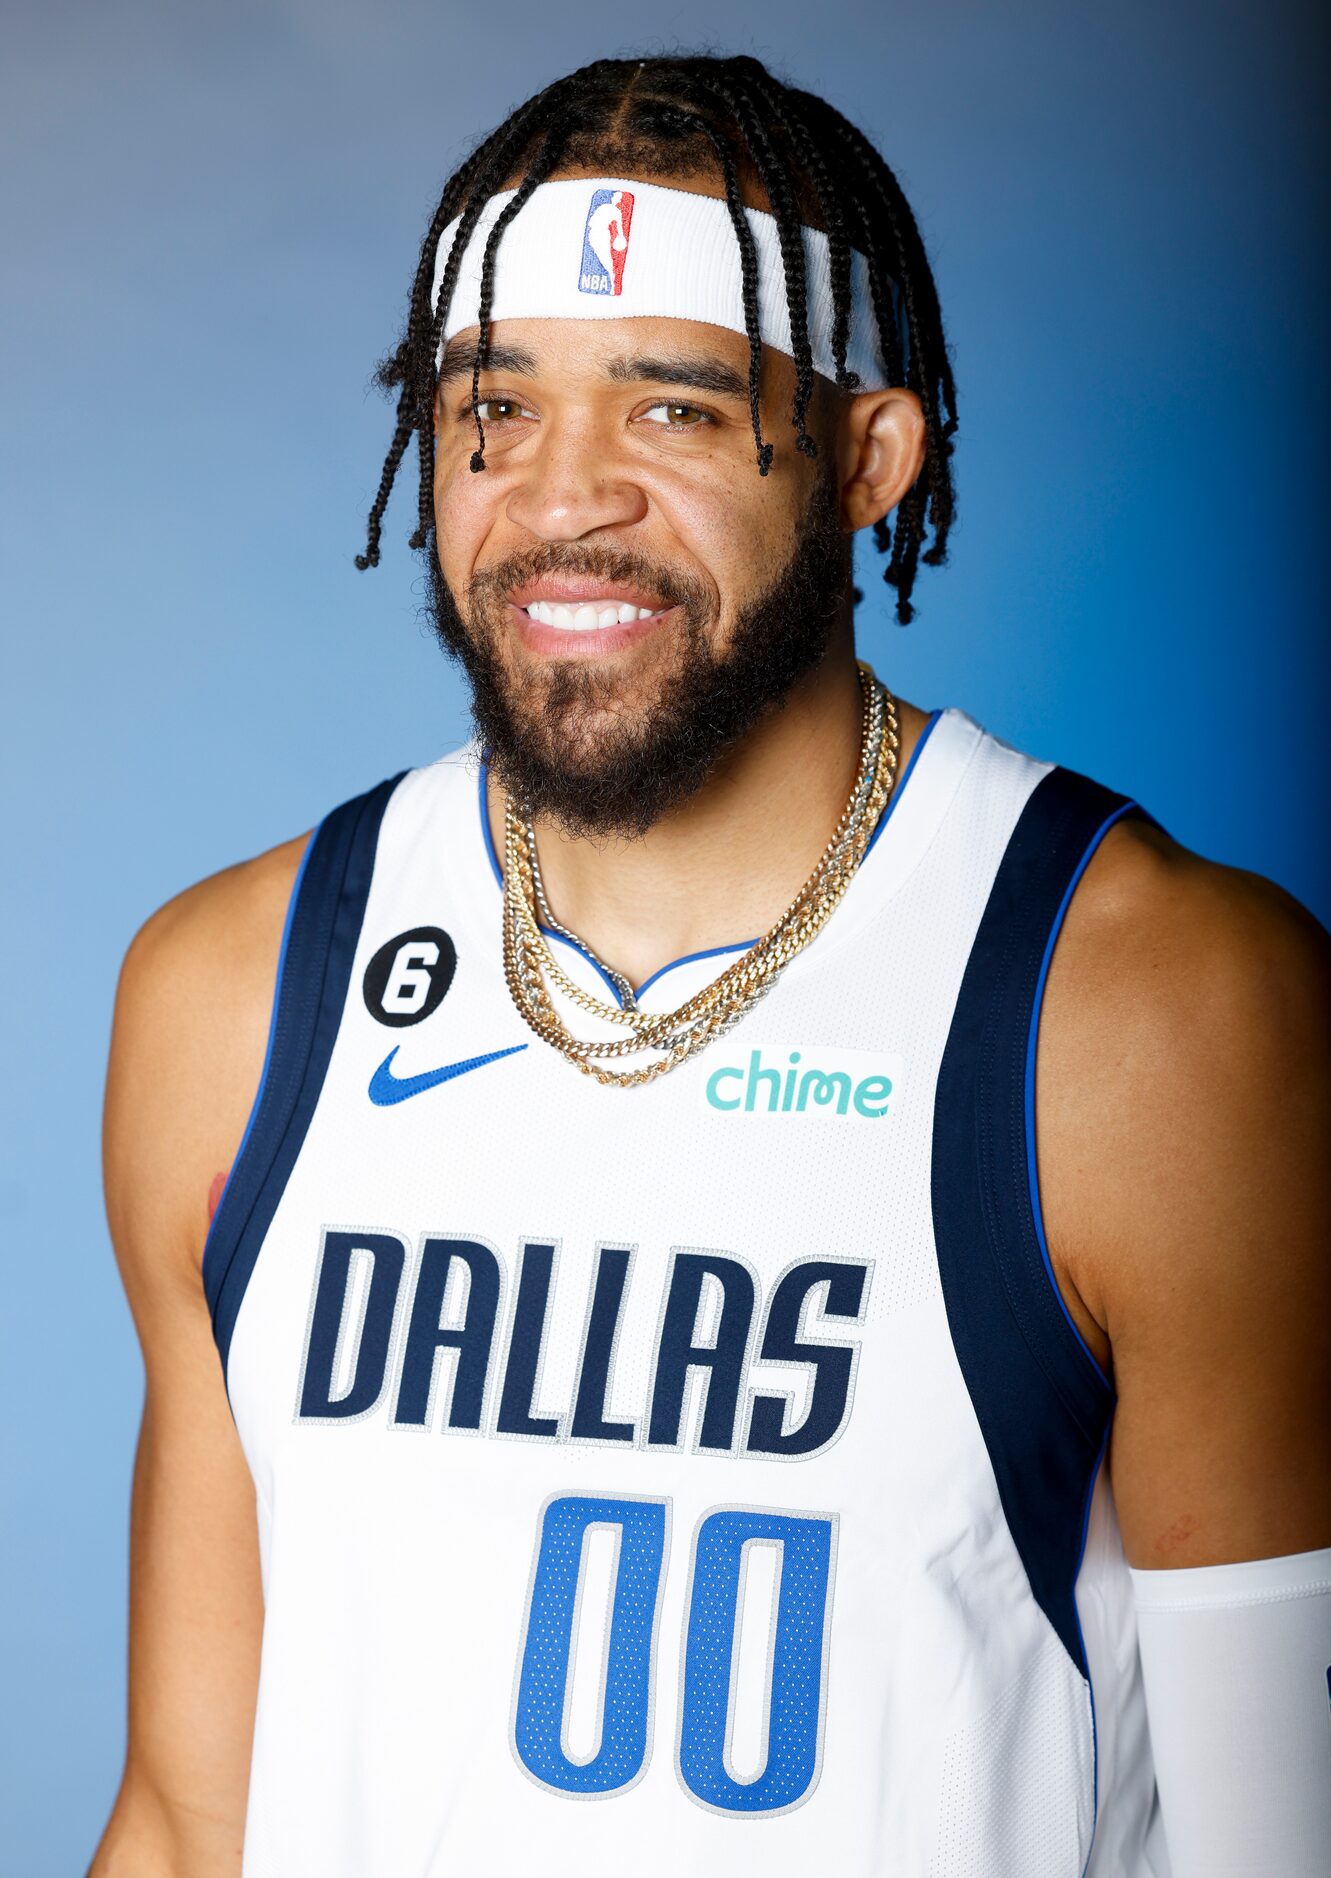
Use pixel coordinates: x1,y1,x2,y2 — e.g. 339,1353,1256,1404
473,704,956,1011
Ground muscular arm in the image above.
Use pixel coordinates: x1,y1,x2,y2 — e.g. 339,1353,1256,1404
90,831,308,1876
1037,819,1331,1870
1038,819,1330,1568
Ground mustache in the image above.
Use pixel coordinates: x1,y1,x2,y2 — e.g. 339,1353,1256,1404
467,543,712,618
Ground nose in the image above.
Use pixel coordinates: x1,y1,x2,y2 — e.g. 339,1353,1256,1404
503,418,649,541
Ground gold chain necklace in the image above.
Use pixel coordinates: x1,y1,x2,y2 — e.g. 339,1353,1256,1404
500,661,900,1087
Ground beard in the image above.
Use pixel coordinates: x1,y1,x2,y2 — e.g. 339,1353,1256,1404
424,454,851,838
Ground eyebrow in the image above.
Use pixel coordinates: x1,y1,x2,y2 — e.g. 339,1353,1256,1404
436,339,749,400
605,351,749,397
436,341,538,385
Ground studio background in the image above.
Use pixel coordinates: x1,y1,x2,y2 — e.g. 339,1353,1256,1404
3,1,1327,1867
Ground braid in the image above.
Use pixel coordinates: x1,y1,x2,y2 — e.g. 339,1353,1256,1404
648,103,773,475
406,117,551,548
694,66,820,457
353,381,416,572
736,71,871,400
467,123,578,474
358,52,958,621
802,96,956,619
360,169,494,564
357,79,593,565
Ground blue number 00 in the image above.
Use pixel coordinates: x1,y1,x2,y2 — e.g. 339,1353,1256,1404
512,1494,836,1814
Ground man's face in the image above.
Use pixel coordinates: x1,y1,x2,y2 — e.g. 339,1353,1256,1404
427,308,854,837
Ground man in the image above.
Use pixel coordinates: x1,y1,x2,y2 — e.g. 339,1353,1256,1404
92,52,1328,1878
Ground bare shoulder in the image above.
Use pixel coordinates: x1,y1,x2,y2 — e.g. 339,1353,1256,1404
105,829,312,1317
1037,811,1330,1370
93,835,309,1864
1040,813,1329,1164
1048,815,1328,1076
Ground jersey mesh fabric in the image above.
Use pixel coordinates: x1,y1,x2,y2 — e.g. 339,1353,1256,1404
213,709,1158,1876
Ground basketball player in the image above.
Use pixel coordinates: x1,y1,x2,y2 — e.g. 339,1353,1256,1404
91,54,1329,1878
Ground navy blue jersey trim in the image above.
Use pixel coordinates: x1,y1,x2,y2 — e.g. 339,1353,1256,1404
931,765,1157,1676
200,820,319,1264
1077,1421,1112,1874
1026,800,1139,1385
203,772,406,1382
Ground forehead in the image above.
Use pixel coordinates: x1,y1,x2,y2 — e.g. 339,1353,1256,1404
437,314,801,400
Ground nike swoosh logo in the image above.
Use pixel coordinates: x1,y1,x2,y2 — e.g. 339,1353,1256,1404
368,1043,527,1106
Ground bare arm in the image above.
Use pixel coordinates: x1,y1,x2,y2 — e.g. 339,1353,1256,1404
90,831,308,1876
1038,817,1331,1565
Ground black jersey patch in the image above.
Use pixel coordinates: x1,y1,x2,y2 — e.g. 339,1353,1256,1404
362,926,457,1027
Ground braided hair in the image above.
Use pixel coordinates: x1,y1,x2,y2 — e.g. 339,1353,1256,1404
357,53,956,623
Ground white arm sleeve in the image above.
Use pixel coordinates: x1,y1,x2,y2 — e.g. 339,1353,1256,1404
1128,1546,1331,1878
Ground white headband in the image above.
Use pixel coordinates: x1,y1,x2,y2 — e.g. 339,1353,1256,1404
431,175,894,391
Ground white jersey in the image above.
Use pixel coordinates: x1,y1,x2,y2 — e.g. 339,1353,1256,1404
204,707,1168,1876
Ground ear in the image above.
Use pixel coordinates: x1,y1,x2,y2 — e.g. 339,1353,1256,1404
838,388,926,531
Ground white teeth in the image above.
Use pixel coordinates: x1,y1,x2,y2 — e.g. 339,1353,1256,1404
524,600,661,630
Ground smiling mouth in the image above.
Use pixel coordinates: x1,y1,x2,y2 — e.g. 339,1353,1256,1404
520,600,672,632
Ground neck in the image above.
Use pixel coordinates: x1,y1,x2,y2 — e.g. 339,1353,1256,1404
487,630,929,993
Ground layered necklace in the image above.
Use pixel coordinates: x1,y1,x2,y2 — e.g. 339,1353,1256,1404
501,660,899,1087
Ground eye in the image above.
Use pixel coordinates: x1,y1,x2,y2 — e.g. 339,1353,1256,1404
639,401,715,429
468,396,534,423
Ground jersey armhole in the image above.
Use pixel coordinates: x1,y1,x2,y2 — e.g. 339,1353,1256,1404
932,764,1161,1675
202,772,406,1386
1024,798,1143,1386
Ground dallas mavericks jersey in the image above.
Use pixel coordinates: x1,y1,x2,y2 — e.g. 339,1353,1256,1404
203,707,1168,1877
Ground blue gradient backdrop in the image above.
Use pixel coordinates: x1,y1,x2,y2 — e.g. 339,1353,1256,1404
3,1,1327,1866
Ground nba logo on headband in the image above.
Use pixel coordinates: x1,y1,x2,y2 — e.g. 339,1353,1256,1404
433,176,892,390
578,187,634,296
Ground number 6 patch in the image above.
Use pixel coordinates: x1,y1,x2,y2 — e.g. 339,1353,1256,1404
362,926,457,1027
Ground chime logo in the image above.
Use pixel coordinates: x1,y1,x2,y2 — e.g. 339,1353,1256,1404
702,1046,901,1119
